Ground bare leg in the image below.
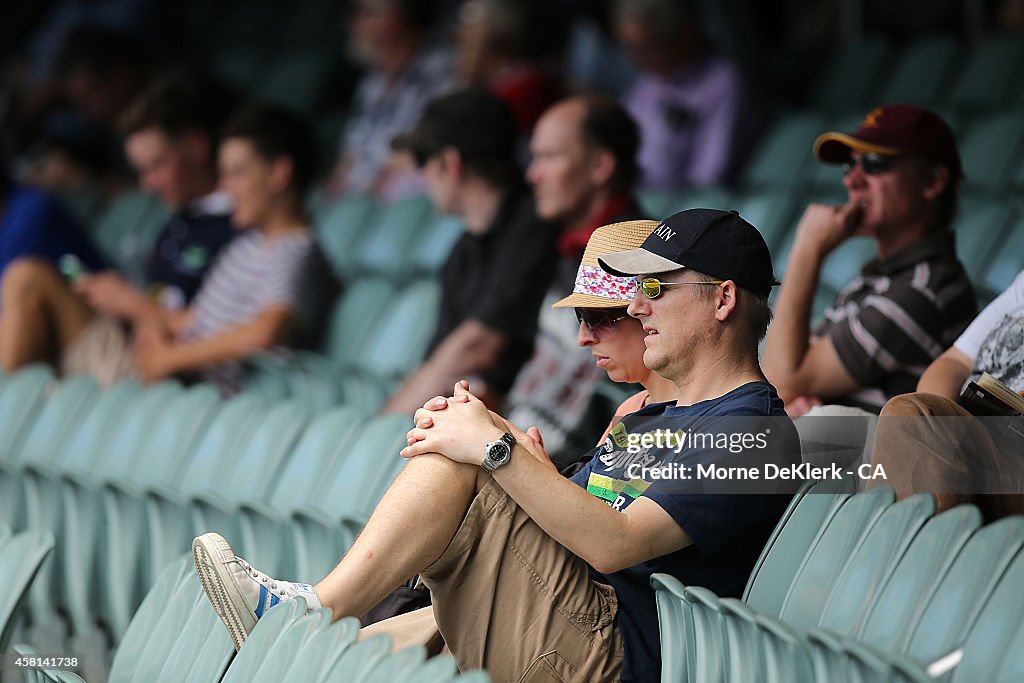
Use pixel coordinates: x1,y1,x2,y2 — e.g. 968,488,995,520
314,452,486,620
0,258,94,371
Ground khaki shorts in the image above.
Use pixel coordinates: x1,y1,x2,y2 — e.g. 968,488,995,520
60,316,137,386
360,479,624,682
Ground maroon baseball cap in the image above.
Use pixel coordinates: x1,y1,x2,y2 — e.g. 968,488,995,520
813,104,963,179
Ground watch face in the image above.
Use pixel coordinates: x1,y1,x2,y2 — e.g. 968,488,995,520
487,442,510,464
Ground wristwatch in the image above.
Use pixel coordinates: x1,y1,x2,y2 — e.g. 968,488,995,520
482,432,517,472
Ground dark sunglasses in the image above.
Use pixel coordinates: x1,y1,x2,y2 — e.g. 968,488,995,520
638,277,723,299
575,308,630,333
841,152,899,176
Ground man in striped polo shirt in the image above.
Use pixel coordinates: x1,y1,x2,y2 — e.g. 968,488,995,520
763,104,976,415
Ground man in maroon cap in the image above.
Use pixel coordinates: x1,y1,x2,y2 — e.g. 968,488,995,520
763,104,977,416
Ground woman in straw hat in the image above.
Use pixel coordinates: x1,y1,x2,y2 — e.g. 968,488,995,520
553,219,677,443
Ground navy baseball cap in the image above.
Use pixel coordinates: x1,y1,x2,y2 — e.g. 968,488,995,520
598,208,779,298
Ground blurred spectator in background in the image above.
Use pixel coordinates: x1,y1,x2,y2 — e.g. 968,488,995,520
613,0,763,190
455,0,566,134
0,151,106,305
763,104,976,416
16,109,121,225
383,88,559,414
0,76,235,382
504,95,645,459
1,103,333,395
327,0,455,201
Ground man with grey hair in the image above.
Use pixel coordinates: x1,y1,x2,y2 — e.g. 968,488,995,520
613,0,762,189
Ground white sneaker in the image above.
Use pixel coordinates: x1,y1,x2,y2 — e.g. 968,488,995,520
192,532,322,650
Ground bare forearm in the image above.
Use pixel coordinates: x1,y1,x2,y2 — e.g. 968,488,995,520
162,316,286,374
763,243,824,395
917,351,972,401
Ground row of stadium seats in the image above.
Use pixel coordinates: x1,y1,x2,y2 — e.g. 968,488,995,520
18,555,489,683
0,366,413,680
813,35,1024,115
736,109,1024,195
653,479,1024,681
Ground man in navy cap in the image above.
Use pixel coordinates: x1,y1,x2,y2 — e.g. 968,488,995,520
191,209,800,683
763,104,976,416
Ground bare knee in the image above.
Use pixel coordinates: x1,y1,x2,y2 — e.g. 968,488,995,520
880,392,961,418
1,258,62,303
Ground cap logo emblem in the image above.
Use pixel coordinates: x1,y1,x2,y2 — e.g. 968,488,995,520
861,108,883,129
653,224,676,241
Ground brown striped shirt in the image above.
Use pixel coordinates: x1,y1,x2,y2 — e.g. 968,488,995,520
814,231,977,412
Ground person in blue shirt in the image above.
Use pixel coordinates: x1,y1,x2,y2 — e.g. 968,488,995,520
0,173,106,285
191,208,801,682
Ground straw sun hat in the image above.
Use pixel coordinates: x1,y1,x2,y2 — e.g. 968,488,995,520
552,219,659,309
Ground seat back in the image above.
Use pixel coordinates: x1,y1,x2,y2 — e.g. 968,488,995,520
0,530,55,653
177,391,270,497
313,413,412,521
0,365,53,466
13,375,98,471
904,516,1024,666
267,406,364,514
218,400,312,504
744,477,856,615
817,494,935,635
857,504,981,653
778,486,894,631
358,280,442,380
950,543,1024,682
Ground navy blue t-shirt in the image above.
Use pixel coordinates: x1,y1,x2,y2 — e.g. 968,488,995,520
0,186,106,277
569,381,801,682
144,200,235,309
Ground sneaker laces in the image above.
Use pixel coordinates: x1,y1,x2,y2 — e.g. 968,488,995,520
237,557,287,597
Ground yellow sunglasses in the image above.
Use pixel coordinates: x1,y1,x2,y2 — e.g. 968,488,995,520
638,277,724,299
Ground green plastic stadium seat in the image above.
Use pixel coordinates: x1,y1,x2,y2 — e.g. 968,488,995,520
189,401,311,550
291,413,411,580
953,197,1013,289
732,191,800,253
220,597,311,683
0,530,54,655
249,610,332,682
315,196,379,277
902,516,1024,667
317,634,393,683
353,196,433,276
412,214,464,274
877,36,960,107
813,37,893,112
816,494,934,636
959,113,1024,192
948,546,1024,682
857,505,980,653
320,277,399,368
979,214,1024,297
358,279,442,381
741,114,826,189
277,617,362,682
92,190,170,278
949,36,1024,112
0,365,54,468
777,486,894,632
108,555,191,682
143,391,269,591
237,405,364,576
743,478,857,616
